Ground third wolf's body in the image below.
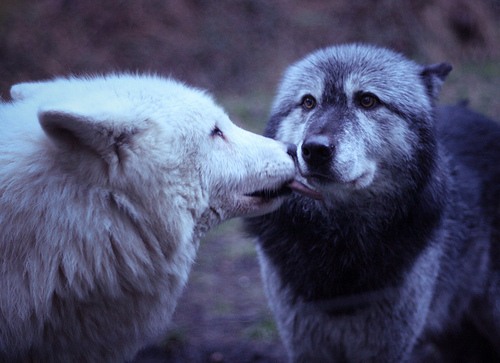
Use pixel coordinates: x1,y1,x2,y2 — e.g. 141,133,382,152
246,44,500,362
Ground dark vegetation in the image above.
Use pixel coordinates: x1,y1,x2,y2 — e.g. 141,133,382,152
0,1,498,362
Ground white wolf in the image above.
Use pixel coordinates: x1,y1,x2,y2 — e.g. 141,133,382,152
0,74,313,362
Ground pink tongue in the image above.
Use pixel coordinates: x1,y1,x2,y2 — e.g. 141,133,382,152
288,180,323,200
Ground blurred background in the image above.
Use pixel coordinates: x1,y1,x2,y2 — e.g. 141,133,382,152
1,1,498,362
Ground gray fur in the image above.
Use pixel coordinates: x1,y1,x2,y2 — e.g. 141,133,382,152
246,44,500,362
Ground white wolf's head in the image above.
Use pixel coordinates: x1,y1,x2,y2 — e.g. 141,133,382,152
9,74,305,235
266,44,451,202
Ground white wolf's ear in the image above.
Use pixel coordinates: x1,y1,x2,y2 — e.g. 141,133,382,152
38,109,140,162
11,81,45,101
420,63,452,100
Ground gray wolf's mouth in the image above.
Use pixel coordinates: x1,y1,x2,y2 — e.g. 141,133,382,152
303,173,335,184
288,180,323,200
305,170,373,188
246,180,323,200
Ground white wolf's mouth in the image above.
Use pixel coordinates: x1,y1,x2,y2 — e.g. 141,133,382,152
246,181,292,199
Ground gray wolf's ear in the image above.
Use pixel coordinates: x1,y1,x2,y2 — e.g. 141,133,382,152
420,63,453,101
39,110,138,162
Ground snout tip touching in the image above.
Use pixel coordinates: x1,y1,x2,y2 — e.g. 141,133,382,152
283,142,323,200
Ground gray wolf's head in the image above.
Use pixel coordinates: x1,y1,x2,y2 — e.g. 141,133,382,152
266,44,451,201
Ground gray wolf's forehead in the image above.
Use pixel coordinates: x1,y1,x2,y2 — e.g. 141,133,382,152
281,52,421,102
296,45,417,78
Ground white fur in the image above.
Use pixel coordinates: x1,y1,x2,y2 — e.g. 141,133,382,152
0,74,296,362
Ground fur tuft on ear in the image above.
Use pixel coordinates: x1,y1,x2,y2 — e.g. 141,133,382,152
11,81,46,101
420,62,453,101
39,110,138,163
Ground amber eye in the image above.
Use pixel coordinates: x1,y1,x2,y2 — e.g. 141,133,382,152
359,93,379,109
301,95,317,110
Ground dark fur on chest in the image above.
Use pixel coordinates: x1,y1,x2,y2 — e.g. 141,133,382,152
245,174,445,302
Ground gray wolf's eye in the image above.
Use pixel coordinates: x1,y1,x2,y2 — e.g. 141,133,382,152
211,126,224,138
301,95,317,110
358,93,380,110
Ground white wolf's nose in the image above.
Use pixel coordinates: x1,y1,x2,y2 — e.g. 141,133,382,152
301,135,333,167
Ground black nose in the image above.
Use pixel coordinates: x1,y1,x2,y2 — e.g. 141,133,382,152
301,135,333,166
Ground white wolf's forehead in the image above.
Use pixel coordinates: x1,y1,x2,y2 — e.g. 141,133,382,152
12,74,227,125
12,74,214,106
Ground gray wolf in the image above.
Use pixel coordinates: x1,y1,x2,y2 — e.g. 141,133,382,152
0,74,314,362
245,44,500,362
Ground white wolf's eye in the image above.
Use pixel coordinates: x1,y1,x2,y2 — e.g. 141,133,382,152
358,92,380,110
301,95,317,110
211,126,224,138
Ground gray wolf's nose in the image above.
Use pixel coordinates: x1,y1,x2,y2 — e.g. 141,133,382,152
301,135,333,166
